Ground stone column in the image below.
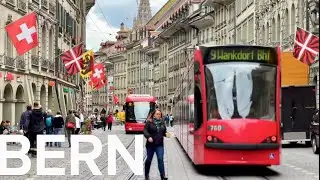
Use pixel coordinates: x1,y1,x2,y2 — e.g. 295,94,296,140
36,84,41,103
10,101,16,125
0,100,3,122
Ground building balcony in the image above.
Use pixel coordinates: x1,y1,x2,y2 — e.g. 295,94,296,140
15,56,26,70
189,14,213,29
41,0,48,9
4,56,15,69
49,2,55,15
5,0,15,6
202,0,234,7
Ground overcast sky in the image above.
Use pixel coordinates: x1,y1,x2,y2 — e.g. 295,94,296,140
86,0,167,51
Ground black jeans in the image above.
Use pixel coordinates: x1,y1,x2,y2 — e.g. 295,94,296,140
75,128,80,134
46,127,53,146
102,123,106,131
66,128,75,147
28,131,43,155
145,146,165,177
107,123,112,130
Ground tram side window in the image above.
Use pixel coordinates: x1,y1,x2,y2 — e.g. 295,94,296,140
205,67,220,120
194,86,203,129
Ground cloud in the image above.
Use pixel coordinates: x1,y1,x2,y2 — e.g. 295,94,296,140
86,6,119,52
86,0,167,51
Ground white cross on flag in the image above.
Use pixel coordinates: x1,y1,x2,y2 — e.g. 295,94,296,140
5,12,38,55
90,63,106,84
293,27,319,65
61,44,84,75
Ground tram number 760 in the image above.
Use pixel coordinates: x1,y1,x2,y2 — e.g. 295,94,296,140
208,125,224,131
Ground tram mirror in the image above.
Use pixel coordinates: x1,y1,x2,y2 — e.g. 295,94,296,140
194,62,200,74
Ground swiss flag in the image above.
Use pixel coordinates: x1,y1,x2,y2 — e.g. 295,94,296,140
90,63,105,83
89,78,107,90
5,12,38,55
113,95,119,104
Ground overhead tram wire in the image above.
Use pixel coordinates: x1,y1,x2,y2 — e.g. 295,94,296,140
87,13,110,42
95,0,118,35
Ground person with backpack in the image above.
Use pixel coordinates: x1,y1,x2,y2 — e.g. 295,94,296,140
45,109,54,147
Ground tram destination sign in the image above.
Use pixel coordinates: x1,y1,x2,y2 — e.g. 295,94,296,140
206,46,278,64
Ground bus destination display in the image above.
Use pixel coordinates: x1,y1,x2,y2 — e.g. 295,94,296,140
207,46,277,64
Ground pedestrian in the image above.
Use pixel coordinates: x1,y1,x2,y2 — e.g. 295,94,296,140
0,121,8,134
143,109,170,180
79,111,84,129
74,112,81,134
164,114,169,127
101,114,107,131
52,111,64,147
107,112,113,131
26,102,45,157
45,109,54,147
65,110,76,147
118,110,125,126
169,114,174,127
19,105,32,136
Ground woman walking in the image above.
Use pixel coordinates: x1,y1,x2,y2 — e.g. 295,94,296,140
143,109,169,180
107,113,113,131
65,110,75,147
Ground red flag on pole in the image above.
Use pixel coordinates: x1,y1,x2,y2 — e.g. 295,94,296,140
5,12,38,55
293,27,319,65
61,44,84,75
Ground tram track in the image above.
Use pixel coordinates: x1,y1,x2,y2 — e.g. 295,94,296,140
125,152,147,180
218,175,271,180
86,135,136,180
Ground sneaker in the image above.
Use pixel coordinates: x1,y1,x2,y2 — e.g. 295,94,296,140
161,176,168,180
145,176,150,180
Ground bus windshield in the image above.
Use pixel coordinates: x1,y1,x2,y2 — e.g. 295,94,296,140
126,102,151,121
205,62,276,120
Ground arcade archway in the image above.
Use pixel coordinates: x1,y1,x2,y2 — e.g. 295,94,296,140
3,83,14,123
15,85,25,125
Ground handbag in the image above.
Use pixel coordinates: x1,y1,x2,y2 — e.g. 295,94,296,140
67,122,75,129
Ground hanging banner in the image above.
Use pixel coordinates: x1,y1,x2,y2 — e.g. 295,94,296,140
80,50,94,78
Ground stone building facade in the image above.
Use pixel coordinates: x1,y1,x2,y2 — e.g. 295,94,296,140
0,0,94,125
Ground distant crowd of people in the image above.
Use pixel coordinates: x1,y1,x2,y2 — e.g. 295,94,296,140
0,102,89,157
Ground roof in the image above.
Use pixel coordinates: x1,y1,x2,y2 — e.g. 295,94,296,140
147,0,178,27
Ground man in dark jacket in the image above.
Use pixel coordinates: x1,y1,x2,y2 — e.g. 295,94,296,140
27,102,45,156
20,105,32,133
52,111,64,147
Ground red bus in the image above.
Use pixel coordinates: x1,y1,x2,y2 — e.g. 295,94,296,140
173,45,281,166
124,94,157,134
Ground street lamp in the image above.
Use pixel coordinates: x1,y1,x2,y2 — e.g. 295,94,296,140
202,0,237,44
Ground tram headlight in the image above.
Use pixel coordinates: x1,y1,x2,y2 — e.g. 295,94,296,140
262,136,277,143
207,136,223,143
